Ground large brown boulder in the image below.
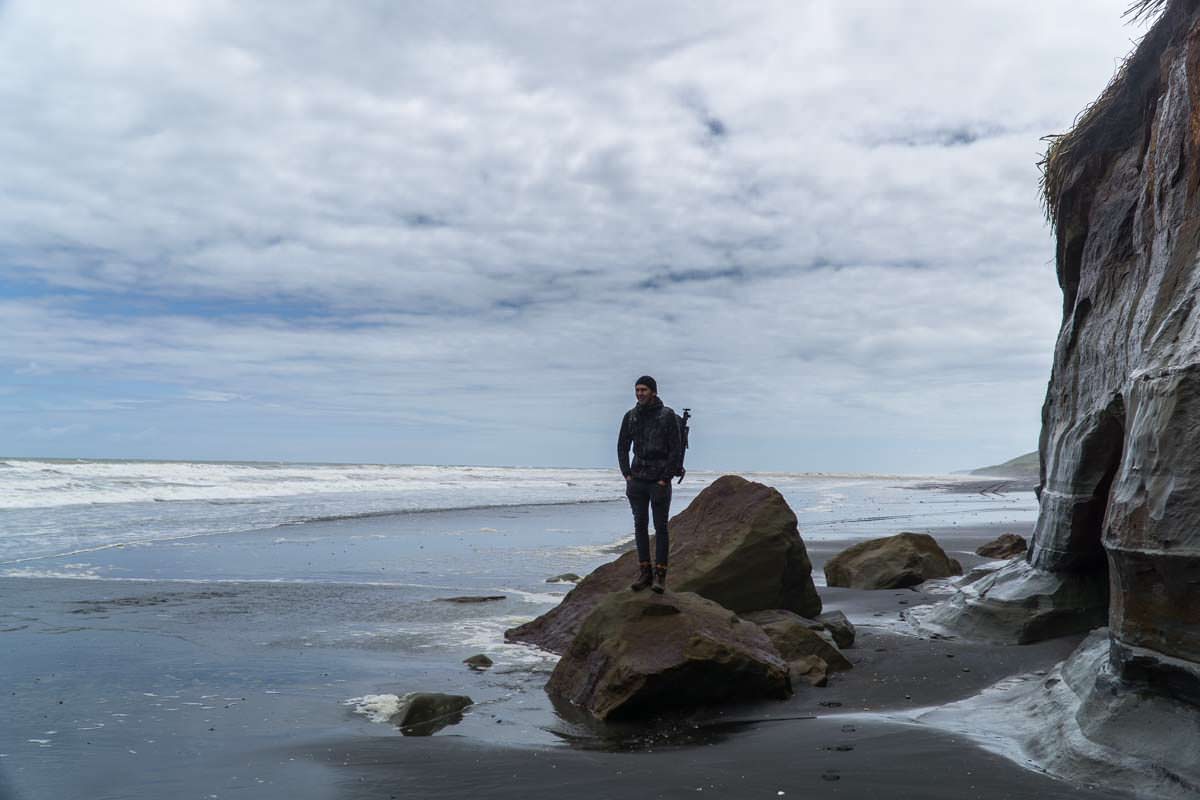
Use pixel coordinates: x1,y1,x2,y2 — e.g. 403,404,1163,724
545,590,791,720
824,532,962,590
506,475,821,653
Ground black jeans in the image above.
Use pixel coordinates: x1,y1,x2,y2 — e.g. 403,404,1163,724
626,478,671,565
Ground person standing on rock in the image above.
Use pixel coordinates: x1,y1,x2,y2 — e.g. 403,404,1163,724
617,375,683,593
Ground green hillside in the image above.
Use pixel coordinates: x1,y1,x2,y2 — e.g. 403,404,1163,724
970,451,1039,479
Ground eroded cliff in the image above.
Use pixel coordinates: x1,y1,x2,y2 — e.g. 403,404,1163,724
1043,0,1200,700
930,0,1200,706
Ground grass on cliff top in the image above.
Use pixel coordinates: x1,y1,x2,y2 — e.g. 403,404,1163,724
1040,0,1176,227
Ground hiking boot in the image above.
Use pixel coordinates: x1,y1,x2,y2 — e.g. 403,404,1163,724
651,564,668,594
630,561,653,592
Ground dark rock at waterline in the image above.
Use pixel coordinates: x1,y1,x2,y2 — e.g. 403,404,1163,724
506,475,821,654
545,590,790,720
436,595,506,604
391,693,473,736
976,533,1028,559
463,654,493,670
824,532,962,590
741,609,852,673
546,573,581,584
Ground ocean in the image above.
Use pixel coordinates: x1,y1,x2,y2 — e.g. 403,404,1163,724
0,458,1040,799
0,458,1036,569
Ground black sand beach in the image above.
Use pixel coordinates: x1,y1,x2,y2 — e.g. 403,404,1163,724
0,505,1129,800
280,524,1126,800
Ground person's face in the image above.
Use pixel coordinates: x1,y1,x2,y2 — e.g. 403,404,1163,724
635,384,655,405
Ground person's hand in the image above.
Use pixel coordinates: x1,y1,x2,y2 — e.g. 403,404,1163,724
624,475,631,482
657,480,667,486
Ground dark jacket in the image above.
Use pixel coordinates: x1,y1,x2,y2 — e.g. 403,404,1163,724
618,397,683,482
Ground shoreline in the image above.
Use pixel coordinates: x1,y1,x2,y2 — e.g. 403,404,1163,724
1,489,1090,799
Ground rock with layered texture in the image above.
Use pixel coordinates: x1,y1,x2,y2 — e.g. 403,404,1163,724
506,475,821,653
545,590,791,720
1036,1,1200,686
824,533,962,590
928,0,1200,740
914,559,1109,644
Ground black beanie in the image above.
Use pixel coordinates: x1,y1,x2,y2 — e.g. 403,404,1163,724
635,375,657,393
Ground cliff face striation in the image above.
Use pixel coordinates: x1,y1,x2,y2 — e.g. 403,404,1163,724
1040,0,1200,702
917,5,1200,788
930,0,1200,705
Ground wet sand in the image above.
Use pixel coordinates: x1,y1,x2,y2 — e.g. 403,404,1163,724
301,715,1126,800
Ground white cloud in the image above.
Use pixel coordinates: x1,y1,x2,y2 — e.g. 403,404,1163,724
0,0,1152,470
27,423,89,438
184,390,242,403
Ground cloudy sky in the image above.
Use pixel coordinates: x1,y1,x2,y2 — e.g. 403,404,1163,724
0,1,1151,473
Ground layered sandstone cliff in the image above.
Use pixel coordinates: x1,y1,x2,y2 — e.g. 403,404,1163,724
928,0,1200,704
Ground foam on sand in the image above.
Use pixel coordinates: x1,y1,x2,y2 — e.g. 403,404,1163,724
346,694,406,724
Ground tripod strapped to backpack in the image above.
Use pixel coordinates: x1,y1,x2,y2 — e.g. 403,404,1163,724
677,408,691,484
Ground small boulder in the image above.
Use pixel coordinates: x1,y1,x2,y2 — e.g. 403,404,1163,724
463,654,493,670
975,533,1028,559
742,609,853,672
742,607,823,630
815,610,856,649
391,693,473,736
825,532,963,590
545,590,791,720
508,475,821,654
789,655,829,687
546,573,582,584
